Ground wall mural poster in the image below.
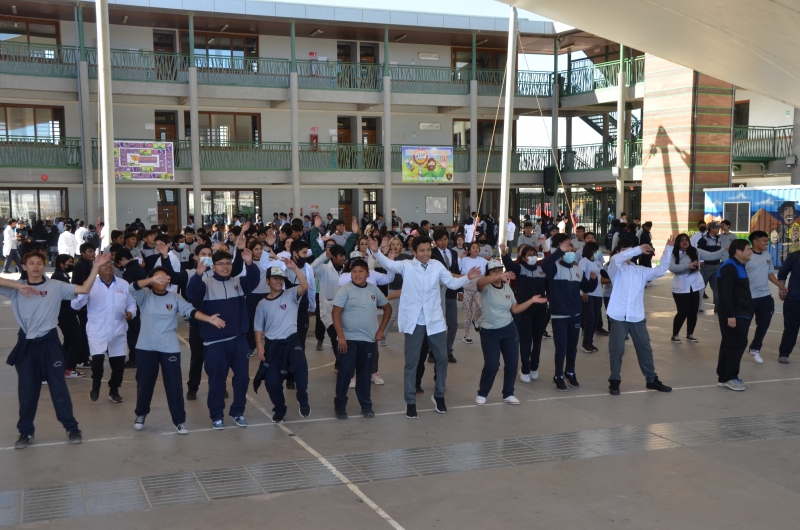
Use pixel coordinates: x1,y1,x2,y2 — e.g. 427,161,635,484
704,187,800,268
401,146,454,183
114,141,175,181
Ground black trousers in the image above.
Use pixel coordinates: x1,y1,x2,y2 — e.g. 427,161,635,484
717,317,750,382
749,295,774,352
57,306,80,370
91,354,125,393
672,290,701,336
135,349,185,425
126,312,141,363
478,323,519,399
516,309,547,374
314,294,326,342
2,249,20,273
582,296,603,347
326,325,339,367
187,324,205,393
76,310,90,365
778,298,800,358
334,340,374,410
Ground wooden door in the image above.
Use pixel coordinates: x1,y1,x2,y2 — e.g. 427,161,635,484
156,124,176,140
362,130,376,145
339,204,351,223
158,205,179,235
338,129,351,144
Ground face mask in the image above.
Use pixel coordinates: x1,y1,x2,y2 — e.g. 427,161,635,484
199,256,213,268
65,264,75,273
295,257,308,268
595,251,604,263
562,251,576,264
527,256,537,265
404,228,411,234
699,227,706,233
178,243,186,250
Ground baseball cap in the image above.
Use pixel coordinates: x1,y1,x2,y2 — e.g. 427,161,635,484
707,222,720,229
487,259,504,271
350,250,363,259
267,266,286,278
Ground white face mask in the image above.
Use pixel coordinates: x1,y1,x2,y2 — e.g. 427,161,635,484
527,256,537,265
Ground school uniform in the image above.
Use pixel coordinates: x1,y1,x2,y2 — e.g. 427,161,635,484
311,257,345,355
51,269,81,372
715,257,754,383
71,276,137,396
431,246,462,358
579,256,605,348
2,279,80,437
745,250,775,353
245,264,269,351
477,282,519,399
501,253,548,376
120,260,146,365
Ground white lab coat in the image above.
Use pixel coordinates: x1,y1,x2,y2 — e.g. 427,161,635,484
2,225,15,256
58,231,77,257
74,226,87,246
71,277,137,357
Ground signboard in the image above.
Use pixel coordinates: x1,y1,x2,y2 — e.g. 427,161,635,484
310,204,319,210
418,52,439,61
147,208,157,215
330,208,339,214
419,122,440,131
400,146,454,183
114,140,174,181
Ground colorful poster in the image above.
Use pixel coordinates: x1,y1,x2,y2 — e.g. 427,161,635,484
401,146,454,183
114,141,174,181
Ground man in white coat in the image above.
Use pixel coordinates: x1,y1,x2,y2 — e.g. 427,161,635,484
2,219,20,274
71,254,136,403
58,224,78,258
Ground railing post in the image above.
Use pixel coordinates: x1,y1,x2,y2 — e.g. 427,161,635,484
188,13,194,66
77,4,85,62
471,32,476,82
290,20,296,73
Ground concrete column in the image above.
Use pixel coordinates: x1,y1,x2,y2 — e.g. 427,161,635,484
566,116,572,149
356,187,364,220
615,45,626,217
498,6,517,247
95,0,116,230
290,72,301,215
382,76,392,218
470,79,478,217
189,68,202,227
792,108,800,185
551,38,560,211
355,116,363,145
78,61,94,224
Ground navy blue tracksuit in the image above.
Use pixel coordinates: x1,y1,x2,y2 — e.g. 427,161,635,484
135,349,186,425
335,340,374,410
478,323,519,398
260,335,309,416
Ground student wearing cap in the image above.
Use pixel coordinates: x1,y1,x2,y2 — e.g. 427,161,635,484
697,221,723,311
474,260,546,405
253,261,311,423
331,258,392,419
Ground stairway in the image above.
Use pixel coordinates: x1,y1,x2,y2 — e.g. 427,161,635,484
579,113,642,141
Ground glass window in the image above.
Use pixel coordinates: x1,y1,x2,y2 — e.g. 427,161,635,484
235,115,254,143
0,107,6,138
11,190,38,224
0,191,10,222
38,189,65,221
0,20,28,44
7,107,34,137
210,114,235,144
27,23,57,46
35,107,54,138
189,189,261,227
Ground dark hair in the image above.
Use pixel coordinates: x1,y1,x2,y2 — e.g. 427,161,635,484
184,226,195,234
211,250,232,264
550,233,569,248
197,234,211,246
730,238,750,256
144,229,158,239
643,222,652,229
194,244,212,256
247,239,262,251
147,266,169,279
615,238,635,253
432,228,448,241
55,253,74,268
155,234,171,245
114,248,133,263
671,234,698,264
110,230,123,240
79,242,96,254
576,225,586,231
172,234,185,244
329,244,346,258
584,231,596,239
349,258,369,273
518,245,536,262
290,239,309,255
411,235,432,252
108,243,123,255
720,219,731,228
523,221,533,228
420,220,430,227
582,241,600,259
159,224,168,233
779,201,795,214
468,241,481,252
280,224,293,237
749,230,769,242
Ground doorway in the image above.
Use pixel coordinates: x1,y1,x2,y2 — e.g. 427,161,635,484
338,189,353,222
153,31,175,53
337,117,352,144
154,111,177,141
157,188,180,234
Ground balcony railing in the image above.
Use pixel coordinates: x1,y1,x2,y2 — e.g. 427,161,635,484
0,136,82,167
0,41,78,77
626,139,643,168
476,69,552,97
563,58,644,96
733,125,793,161
297,61,382,90
559,143,616,170
85,48,188,82
300,143,384,170
196,141,291,169
195,57,290,87
390,65,470,95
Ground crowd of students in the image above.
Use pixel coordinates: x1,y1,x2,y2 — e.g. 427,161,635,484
1,210,796,450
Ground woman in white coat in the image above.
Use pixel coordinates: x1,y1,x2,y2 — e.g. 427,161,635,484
58,224,78,258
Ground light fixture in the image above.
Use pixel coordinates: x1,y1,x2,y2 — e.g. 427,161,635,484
12,5,17,15
475,39,488,46
394,34,407,42
220,24,228,32
208,38,215,44
122,15,128,24
310,29,323,38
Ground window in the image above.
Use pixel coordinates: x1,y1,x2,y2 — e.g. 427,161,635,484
723,202,750,232
184,112,260,144
187,189,261,227
363,189,378,220
179,31,258,68
0,18,59,45
0,105,65,140
0,188,67,227
733,101,750,127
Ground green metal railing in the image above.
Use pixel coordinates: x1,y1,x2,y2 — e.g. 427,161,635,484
0,41,78,77
559,143,615,170
0,136,82,167
196,141,290,169
195,57,290,87
626,56,645,86
476,69,552,97
300,143,384,170
626,139,643,168
85,48,187,82
297,61,382,90
390,65,469,95
564,60,621,96
732,125,793,161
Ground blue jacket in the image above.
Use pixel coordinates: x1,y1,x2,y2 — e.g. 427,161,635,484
186,260,260,342
716,257,753,319
540,248,597,317
697,234,723,265
778,251,800,301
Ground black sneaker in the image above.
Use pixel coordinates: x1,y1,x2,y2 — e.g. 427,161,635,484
224,389,229,399
286,380,296,390
271,414,284,424
299,404,311,418
564,372,580,388
406,404,418,419
361,407,375,418
89,388,100,402
186,390,197,401
108,392,124,403
595,327,610,336
15,433,34,449
68,429,82,444
427,353,435,364
431,395,447,414
335,409,348,420
447,354,457,363
542,330,552,339
124,360,137,369
670,335,682,344
472,321,481,332
581,344,599,353
646,377,672,392
415,386,424,394
686,335,699,343
553,376,568,392
609,380,621,396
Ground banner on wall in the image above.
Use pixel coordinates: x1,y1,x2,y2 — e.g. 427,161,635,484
401,146,454,183
114,141,175,181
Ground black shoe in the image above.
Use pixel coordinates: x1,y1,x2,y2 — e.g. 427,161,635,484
670,335,682,344
703,292,709,299
427,353,434,364
542,330,552,339
15,433,34,449
68,429,83,444
335,409,348,420
361,407,375,418
553,375,568,392
609,380,621,396
447,354,457,363
108,392,124,403
224,389,229,399
299,404,311,418
646,377,672,392
595,327,610,336
286,380,296,390
406,404,418,419
685,335,699,343
472,321,481,332
124,360,137,369
415,386,424,394
271,414,284,424
89,388,99,402
581,344,599,353
564,372,580,388
186,390,197,401
431,395,447,414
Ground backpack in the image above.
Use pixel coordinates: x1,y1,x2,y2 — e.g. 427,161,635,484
604,228,616,252
84,230,100,249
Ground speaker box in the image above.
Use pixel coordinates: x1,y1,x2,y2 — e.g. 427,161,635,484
543,166,556,195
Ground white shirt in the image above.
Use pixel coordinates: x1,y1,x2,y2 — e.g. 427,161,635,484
607,245,673,322
669,251,706,293
338,269,395,287
100,225,110,250
557,221,566,233
506,222,516,243
71,276,137,357
58,231,77,256
690,231,704,247
464,224,475,244
579,257,604,297
2,225,15,255
375,250,471,335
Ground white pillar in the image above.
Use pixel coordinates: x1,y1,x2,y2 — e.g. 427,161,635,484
290,72,301,216
498,6,517,247
615,50,626,217
95,0,116,230
189,68,202,227
792,108,800,185
383,76,392,219
78,61,94,224
470,79,478,217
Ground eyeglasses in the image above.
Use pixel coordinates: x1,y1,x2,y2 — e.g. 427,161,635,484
215,261,232,267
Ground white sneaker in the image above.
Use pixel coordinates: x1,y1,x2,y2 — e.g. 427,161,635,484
723,378,746,391
530,370,539,381
134,415,145,431
503,395,520,405
520,372,531,383
349,378,355,389
475,395,486,405
175,423,189,435
371,373,385,385
750,349,764,364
